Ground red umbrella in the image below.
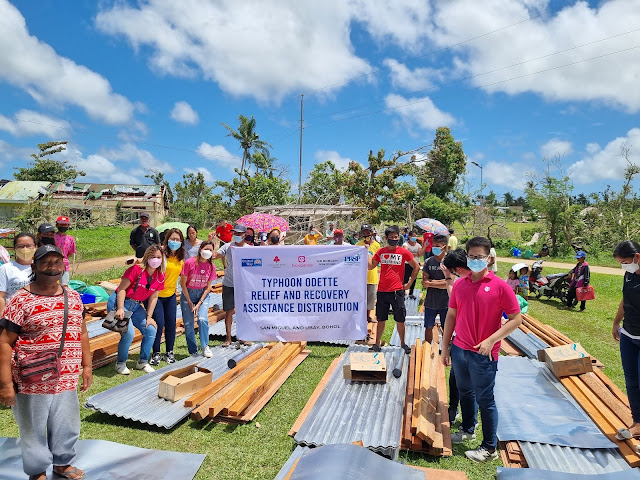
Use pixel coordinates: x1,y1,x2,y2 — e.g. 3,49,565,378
236,213,289,233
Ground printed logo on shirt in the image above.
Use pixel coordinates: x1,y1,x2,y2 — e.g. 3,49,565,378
484,286,491,292
380,253,403,265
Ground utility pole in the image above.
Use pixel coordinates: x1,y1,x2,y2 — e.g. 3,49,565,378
298,94,304,204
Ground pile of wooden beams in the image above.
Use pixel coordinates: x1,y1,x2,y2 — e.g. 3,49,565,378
499,441,528,468
186,342,309,424
400,338,452,456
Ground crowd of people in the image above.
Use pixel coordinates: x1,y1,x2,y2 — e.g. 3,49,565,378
1,210,640,477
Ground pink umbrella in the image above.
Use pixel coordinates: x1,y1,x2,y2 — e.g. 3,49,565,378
236,213,290,233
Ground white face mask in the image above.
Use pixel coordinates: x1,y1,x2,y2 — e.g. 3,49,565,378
622,259,639,274
200,249,213,260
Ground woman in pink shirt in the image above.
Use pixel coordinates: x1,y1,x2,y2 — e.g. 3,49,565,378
180,241,217,358
53,215,76,286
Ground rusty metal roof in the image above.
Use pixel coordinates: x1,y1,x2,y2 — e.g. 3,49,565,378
0,181,50,203
50,182,162,196
293,345,408,459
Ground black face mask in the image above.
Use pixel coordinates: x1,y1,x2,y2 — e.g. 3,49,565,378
37,269,64,284
270,235,280,244
41,237,56,246
387,238,400,247
245,235,254,244
57,227,68,233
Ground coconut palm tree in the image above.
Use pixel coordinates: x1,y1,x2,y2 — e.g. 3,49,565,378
221,115,271,181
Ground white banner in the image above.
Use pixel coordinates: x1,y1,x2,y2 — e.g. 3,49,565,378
232,245,368,342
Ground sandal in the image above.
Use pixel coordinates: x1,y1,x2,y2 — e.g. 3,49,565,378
221,341,231,347
240,340,252,346
54,466,85,480
616,428,640,441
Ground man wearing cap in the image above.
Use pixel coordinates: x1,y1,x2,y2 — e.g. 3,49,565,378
356,224,381,323
54,216,76,286
213,225,251,346
332,229,349,246
36,223,56,248
566,251,590,311
129,212,160,259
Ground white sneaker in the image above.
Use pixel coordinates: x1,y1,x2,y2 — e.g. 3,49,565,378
451,429,476,444
135,361,155,373
203,346,213,358
465,446,498,463
115,362,130,375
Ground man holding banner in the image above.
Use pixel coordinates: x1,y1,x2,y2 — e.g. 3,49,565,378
369,225,420,354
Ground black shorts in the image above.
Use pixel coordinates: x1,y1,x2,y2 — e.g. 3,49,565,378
375,290,406,323
222,285,235,311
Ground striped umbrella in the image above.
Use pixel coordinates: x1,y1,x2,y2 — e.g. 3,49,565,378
236,213,289,233
414,218,449,235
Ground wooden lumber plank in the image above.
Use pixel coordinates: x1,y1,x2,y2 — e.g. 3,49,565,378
288,353,343,437
411,339,423,434
580,372,632,427
224,343,304,416
593,367,631,408
500,338,524,357
208,343,293,418
184,346,270,407
416,341,434,444
283,458,300,480
401,344,417,449
409,466,469,480
435,355,451,455
560,376,640,467
426,342,440,446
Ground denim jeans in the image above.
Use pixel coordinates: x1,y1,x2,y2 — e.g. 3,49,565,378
620,333,640,423
149,294,177,353
451,344,498,450
107,293,156,363
180,288,210,354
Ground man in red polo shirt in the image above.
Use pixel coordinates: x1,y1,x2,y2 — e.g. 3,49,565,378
211,219,233,245
441,236,522,463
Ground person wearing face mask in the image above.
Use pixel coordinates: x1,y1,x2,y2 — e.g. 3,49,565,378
148,229,185,366
54,216,76,286
403,230,424,299
441,237,522,463
565,251,590,311
244,227,255,246
0,245,91,480
613,241,640,442
0,233,37,317
180,241,217,357
36,223,56,248
356,224,381,324
214,225,252,347
421,234,449,344
304,226,322,245
129,212,160,260
368,225,420,354
108,245,165,375
265,228,283,246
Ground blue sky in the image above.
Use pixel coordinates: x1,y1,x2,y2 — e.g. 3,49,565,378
1,0,640,199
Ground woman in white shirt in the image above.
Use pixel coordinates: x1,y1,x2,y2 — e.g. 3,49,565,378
403,230,424,299
0,232,37,316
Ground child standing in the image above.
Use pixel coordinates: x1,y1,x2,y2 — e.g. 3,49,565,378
518,266,530,298
506,269,520,293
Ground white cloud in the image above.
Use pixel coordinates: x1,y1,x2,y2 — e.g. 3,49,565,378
99,143,175,175
0,0,134,124
384,93,455,134
0,139,31,165
484,161,535,191
196,143,241,171
540,138,573,158
96,0,372,103
383,58,442,92
425,0,640,112
314,150,358,171
59,145,142,184
568,128,640,184
171,101,199,125
0,110,70,138
184,166,215,183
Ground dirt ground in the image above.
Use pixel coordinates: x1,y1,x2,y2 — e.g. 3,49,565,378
73,255,132,275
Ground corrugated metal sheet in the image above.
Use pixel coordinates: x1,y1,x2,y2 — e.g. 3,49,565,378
0,181,50,203
87,320,110,339
404,289,422,317
506,328,549,358
208,318,237,338
390,317,424,347
293,345,408,459
519,441,630,474
85,345,256,428
274,446,307,480
50,182,162,196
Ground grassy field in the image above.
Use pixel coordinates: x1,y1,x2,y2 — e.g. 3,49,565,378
0,263,625,479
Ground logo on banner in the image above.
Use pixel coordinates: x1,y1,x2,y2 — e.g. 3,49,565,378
344,253,362,265
241,258,263,267
273,256,281,263
298,255,306,262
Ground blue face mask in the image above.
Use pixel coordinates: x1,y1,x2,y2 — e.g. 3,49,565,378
233,235,244,244
410,236,417,242
467,258,488,273
168,240,181,251
432,246,443,256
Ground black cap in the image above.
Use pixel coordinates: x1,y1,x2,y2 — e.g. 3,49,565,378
38,223,55,234
34,244,63,261
232,224,247,233
139,211,150,219
360,223,373,232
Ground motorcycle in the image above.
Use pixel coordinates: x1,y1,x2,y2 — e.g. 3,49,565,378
529,260,570,302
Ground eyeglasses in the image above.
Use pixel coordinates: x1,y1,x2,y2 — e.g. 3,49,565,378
467,255,489,261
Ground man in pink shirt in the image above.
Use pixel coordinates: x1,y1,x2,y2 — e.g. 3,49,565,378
441,236,522,462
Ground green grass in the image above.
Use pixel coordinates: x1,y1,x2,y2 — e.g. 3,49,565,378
73,227,133,261
0,263,626,480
